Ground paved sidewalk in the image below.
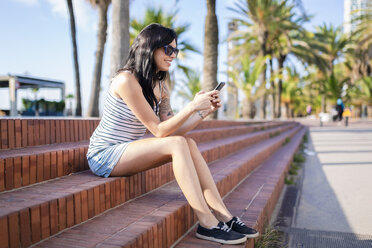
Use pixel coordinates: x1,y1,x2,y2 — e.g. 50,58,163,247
276,119,372,247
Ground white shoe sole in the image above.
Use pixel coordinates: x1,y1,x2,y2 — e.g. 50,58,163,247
246,232,259,238
195,233,247,244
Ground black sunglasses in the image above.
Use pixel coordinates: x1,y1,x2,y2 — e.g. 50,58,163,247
163,45,179,57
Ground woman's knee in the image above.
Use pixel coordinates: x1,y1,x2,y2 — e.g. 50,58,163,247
186,137,197,149
168,136,189,152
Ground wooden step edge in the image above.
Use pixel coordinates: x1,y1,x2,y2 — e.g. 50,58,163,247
30,125,302,248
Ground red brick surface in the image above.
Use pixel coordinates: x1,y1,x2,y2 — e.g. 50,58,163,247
0,119,302,247
32,124,302,248
0,118,99,150
0,120,292,192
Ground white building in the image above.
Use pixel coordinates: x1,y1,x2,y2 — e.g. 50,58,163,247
344,0,369,34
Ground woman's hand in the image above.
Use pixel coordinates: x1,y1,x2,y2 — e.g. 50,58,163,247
209,92,222,113
191,90,217,111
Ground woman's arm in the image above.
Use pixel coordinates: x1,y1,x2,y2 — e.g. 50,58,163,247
172,95,221,136
113,72,214,138
158,84,221,136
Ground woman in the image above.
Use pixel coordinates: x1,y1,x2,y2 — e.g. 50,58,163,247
87,23,258,245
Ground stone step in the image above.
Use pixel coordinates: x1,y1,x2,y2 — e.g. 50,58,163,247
31,124,302,248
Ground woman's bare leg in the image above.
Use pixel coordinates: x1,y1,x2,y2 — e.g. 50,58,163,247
110,136,219,228
185,138,233,222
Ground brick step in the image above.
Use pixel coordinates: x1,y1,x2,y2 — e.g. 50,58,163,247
0,141,89,192
0,118,99,150
31,124,302,248
0,123,298,248
186,121,288,144
174,127,307,248
0,122,290,192
0,118,256,151
194,120,270,130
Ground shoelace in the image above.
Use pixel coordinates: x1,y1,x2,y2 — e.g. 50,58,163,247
217,223,231,232
234,217,245,226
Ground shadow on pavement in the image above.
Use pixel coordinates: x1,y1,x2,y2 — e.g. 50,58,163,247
274,127,372,247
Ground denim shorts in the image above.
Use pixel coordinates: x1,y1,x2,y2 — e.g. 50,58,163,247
87,142,130,178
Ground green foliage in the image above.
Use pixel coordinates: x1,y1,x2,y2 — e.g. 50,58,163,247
226,0,372,116
229,55,269,100
283,137,291,146
22,98,33,110
176,68,201,102
285,176,295,185
289,163,300,175
293,154,305,163
269,131,280,138
254,226,284,248
21,98,65,116
303,133,308,143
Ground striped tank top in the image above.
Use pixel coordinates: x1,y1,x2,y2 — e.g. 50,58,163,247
87,78,163,161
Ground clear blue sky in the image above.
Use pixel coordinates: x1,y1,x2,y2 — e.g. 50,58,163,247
0,0,344,115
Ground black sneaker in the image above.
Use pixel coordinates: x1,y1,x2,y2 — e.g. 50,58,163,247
226,217,259,238
196,221,247,244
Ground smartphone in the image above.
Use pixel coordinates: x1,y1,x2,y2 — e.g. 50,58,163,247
214,82,226,91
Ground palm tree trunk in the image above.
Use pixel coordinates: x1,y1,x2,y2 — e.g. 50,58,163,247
87,1,109,117
66,0,82,116
242,99,249,119
202,0,218,119
277,54,286,118
269,58,276,118
259,62,267,119
110,0,129,79
242,99,256,119
261,93,267,119
259,31,268,120
285,102,290,118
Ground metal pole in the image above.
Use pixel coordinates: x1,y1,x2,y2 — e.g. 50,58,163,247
61,84,66,116
9,76,18,116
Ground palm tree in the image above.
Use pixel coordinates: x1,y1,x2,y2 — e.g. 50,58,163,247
229,55,269,118
176,68,202,102
229,0,292,119
269,2,308,118
312,24,349,112
202,0,219,119
87,0,111,117
66,0,82,116
348,3,372,114
110,0,130,79
281,67,307,117
229,0,273,119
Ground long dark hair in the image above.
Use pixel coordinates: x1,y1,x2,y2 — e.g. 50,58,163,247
120,23,177,110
